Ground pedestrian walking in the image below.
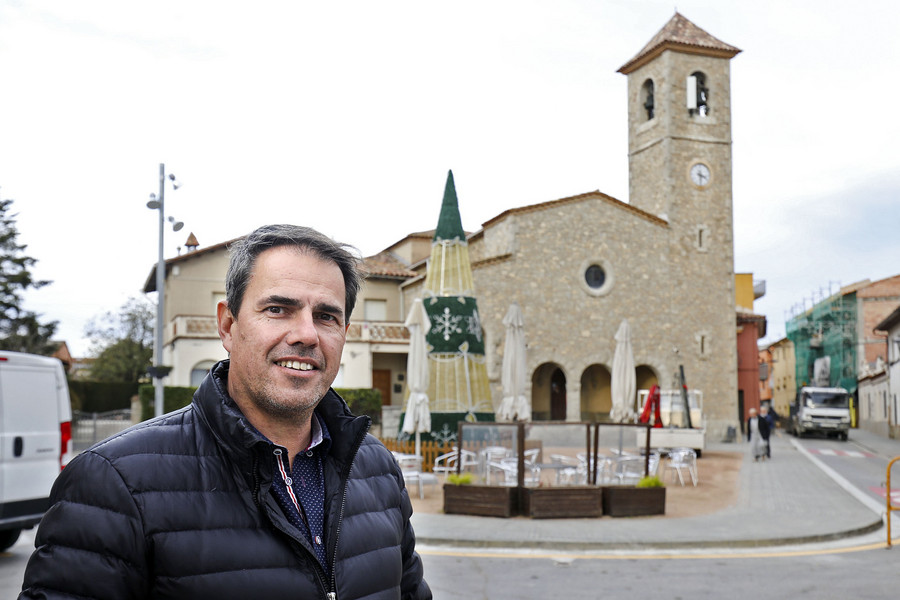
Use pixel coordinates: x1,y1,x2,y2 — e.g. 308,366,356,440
761,404,775,458
747,407,770,462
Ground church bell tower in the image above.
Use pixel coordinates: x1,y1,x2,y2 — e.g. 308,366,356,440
618,13,742,435
618,12,741,223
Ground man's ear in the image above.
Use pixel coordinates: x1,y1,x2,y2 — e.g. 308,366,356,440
217,301,235,353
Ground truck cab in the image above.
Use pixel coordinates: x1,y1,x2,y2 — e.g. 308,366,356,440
790,386,851,441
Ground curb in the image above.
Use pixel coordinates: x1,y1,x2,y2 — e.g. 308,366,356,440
415,518,884,552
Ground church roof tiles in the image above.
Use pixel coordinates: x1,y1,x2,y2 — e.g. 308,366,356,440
618,12,741,74
361,251,419,279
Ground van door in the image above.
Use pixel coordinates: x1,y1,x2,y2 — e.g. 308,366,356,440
0,360,60,515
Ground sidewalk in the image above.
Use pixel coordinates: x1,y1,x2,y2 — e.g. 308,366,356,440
410,428,897,551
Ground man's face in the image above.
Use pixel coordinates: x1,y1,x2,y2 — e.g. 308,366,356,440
217,246,348,425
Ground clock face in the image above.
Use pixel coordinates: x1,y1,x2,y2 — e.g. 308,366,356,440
690,163,710,187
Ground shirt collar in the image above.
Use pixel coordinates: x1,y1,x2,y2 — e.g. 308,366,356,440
307,412,332,455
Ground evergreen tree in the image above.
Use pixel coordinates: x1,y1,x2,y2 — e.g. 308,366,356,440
0,197,58,354
85,296,155,383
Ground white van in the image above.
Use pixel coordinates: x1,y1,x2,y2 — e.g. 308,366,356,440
0,351,72,551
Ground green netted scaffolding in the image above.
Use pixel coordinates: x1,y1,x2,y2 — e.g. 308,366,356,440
785,292,858,394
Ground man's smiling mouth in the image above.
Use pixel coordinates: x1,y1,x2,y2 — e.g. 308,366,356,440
276,360,314,371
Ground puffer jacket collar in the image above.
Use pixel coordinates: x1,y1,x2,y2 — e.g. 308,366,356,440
193,360,370,474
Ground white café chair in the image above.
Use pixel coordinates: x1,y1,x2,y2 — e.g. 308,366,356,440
550,454,586,485
432,447,477,480
491,456,542,487
480,446,512,484
394,453,438,499
665,447,698,486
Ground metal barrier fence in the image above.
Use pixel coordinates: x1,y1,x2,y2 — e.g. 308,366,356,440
888,456,900,548
72,409,134,452
381,439,455,473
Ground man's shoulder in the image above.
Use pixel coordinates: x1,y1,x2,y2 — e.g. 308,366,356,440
358,432,391,455
355,434,400,469
86,405,200,460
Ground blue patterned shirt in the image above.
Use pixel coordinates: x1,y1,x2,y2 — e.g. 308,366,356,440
269,414,331,574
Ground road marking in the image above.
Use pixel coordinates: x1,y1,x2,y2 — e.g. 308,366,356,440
790,438,886,515
807,448,875,458
869,486,900,501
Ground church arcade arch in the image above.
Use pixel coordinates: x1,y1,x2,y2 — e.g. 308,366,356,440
531,363,567,421
636,364,659,393
580,364,612,422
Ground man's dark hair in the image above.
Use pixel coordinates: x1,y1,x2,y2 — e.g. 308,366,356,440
225,224,362,321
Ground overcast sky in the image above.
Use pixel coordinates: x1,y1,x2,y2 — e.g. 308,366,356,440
2,0,899,357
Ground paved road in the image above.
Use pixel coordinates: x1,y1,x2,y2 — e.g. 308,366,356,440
418,538,897,599
0,530,33,599
795,433,900,513
6,428,900,598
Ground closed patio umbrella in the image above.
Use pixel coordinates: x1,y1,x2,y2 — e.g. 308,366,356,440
402,298,431,456
610,319,636,423
497,302,529,421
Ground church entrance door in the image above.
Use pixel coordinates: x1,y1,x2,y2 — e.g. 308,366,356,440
550,369,567,420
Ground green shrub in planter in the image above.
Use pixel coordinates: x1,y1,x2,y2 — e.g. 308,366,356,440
447,473,473,486
636,475,664,488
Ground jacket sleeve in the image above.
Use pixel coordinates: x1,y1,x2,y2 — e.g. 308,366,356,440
19,450,149,600
397,483,432,600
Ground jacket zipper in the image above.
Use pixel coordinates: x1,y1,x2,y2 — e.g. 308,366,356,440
257,446,332,598
327,418,370,600
250,451,261,508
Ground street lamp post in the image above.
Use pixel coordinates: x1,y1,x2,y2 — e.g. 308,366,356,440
147,163,183,418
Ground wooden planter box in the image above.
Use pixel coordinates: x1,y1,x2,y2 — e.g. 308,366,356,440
443,484,517,518
602,486,666,517
522,486,603,519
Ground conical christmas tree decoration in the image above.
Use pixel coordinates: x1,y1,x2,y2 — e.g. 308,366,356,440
422,171,493,420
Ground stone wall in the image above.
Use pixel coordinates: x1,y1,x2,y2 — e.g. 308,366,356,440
461,188,738,438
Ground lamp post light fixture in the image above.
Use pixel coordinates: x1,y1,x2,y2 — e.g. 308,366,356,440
146,163,184,418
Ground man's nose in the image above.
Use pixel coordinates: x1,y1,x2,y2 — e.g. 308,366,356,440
286,310,319,346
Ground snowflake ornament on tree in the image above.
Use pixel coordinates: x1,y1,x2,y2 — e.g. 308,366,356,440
432,307,463,341
466,309,483,343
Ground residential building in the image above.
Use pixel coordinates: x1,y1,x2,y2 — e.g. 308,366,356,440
786,274,900,402
761,337,796,422
142,237,231,388
758,346,773,406
735,274,766,425
871,304,900,438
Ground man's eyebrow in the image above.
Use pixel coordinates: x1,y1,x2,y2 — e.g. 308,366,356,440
316,301,345,321
261,295,345,321
261,295,301,308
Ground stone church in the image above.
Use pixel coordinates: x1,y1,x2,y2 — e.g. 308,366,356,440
353,12,742,440
147,13,743,440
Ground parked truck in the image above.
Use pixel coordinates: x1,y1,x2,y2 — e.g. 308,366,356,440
790,386,851,441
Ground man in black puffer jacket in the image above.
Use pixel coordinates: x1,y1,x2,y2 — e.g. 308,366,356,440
21,225,431,600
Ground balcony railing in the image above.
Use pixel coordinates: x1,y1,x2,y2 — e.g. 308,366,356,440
346,321,410,344
168,316,410,345
171,315,219,341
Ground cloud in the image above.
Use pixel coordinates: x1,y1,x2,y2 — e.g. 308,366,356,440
742,168,900,344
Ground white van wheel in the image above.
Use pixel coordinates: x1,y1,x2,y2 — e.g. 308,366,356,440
0,528,21,552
